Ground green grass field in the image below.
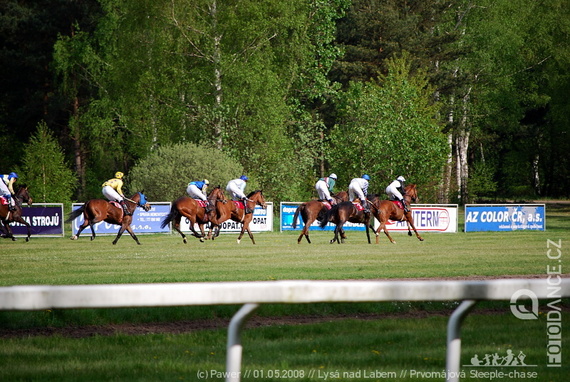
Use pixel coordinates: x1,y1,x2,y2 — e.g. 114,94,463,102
0,204,568,381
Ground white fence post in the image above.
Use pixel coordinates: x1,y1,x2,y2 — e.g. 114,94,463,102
446,300,477,381
226,303,259,382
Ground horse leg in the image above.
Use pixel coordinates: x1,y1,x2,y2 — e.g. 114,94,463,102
72,220,90,240
383,224,396,244
299,217,313,244
246,226,256,245
12,216,32,242
405,212,424,241
119,225,141,245
2,220,15,241
365,221,371,244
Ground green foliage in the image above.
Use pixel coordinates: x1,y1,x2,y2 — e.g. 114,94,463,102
329,53,448,198
20,121,77,203
128,142,244,201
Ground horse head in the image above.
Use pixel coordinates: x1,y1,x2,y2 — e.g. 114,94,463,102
404,184,418,203
136,191,152,211
248,190,267,209
16,186,33,206
208,186,227,204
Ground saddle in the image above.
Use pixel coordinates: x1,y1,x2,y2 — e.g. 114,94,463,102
320,200,333,210
391,200,404,210
0,196,8,206
108,201,125,223
352,202,365,211
195,200,209,208
233,200,245,209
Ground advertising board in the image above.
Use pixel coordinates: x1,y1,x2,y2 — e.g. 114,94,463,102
70,202,171,235
464,204,545,232
8,204,64,237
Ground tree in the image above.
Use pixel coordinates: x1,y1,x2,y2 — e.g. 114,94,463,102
21,121,77,203
329,53,448,199
128,143,244,202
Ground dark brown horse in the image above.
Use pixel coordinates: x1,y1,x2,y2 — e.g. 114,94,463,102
369,184,424,244
160,186,227,244
319,200,372,244
0,186,33,241
292,191,349,244
68,192,151,245
211,190,267,244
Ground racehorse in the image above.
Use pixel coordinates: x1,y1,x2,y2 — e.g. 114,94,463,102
0,186,33,241
292,191,349,244
210,190,267,244
369,184,424,244
68,192,151,245
160,186,227,244
319,199,372,244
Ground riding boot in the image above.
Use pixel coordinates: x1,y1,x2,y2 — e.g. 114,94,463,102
120,200,131,216
242,197,253,214
402,199,410,213
205,201,214,214
361,200,370,214
9,203,17,212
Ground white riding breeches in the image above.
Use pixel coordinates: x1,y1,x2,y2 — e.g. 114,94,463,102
102,185,123,202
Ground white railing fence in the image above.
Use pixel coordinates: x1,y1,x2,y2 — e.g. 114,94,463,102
1,279,568,382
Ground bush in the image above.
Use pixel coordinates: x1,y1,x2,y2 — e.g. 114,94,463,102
128,143,244,201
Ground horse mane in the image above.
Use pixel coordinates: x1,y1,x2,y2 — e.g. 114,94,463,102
247,190,262,198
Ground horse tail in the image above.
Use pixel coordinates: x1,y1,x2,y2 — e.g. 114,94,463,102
160,205,179,229
319,204,338,229
292,204,304,229
66,205,85,223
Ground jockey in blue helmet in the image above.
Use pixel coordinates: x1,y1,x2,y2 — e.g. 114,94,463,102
1,172,19,211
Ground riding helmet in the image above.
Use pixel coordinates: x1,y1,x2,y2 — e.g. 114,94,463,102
115,171,124,179
329,173,337,180
397,176,406,182
240,175,249,181
204,179,209,185
8,172,18,179
362,174,370,180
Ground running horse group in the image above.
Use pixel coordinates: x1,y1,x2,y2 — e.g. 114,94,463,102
295,184,424,245
160,187,267,244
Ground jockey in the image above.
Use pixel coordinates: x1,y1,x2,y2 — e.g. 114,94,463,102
386,175,409,212
186,179,213,213
0,172,19,211
226,175,252,214
348,174,370,213
102,171,130,216
315,173,337,204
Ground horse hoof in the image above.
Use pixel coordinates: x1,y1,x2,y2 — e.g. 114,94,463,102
419,238,425,241
237,239,241,244
183,238,187,244
25,237,30,242
70,236,77,240
199,238,205,243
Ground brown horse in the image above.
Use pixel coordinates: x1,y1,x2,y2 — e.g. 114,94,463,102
0,186,33,241
68,192,151,245
292,191,349,244
369,184,424,244
211,190,267,244
319,200,372,244
160,186,226,244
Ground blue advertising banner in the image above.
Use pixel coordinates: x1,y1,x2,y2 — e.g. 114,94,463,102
280,202,366,232
71,203,170,235
464,204,545,232
9,204,64,237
